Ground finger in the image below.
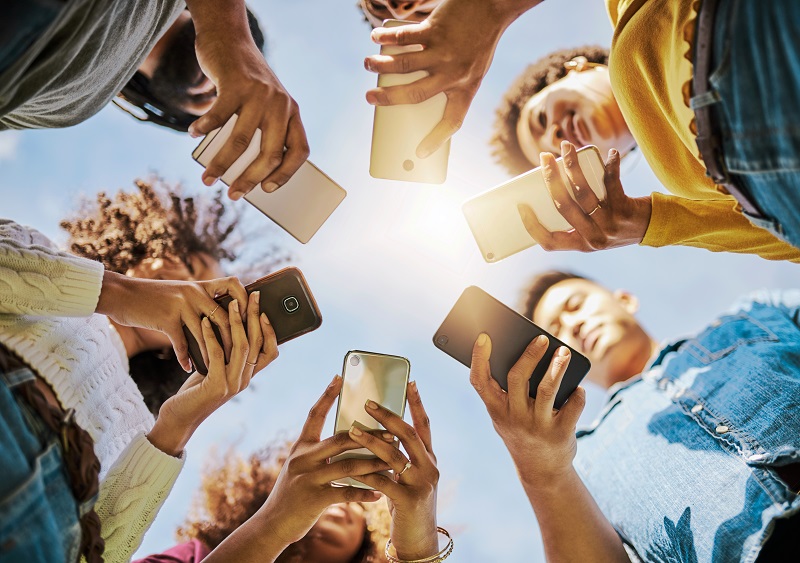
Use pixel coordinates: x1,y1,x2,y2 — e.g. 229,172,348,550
318,457,391,484
407,381,433,452
226,299,249,391
541,152,609,250
182,315,207,371
561,141,601,213
362,401,431,467
208,302,233,360
556,386,587,430
469,333,505,414
349,425,411,473
416,93,468,158
363,50,436,75
209,278,249,320
203,105,260,187
534,346,571,422
254,312,279,373
189,93,239,139
324,486,382,506
259,112,310,193
517,204,594,252
244,291,263,373
300,375,342,442
604,149,625,206
370,22,429,46
507,335,549,417
366,75,443,106
228,101,291,198
351,472,404,499
202,316,227,382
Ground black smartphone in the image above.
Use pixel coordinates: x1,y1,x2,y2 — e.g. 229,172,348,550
184,267,322,375
432,286,590,409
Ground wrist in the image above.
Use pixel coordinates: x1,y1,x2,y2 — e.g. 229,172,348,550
147,414,194,457
627,195,653,244
487,0,544,27
392,514,439,560
96,271,127,317
519,465,577,497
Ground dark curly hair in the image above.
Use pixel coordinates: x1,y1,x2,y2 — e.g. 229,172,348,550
177,444,391,562
522,270,589,322
60,178,287,415
490,46,610,176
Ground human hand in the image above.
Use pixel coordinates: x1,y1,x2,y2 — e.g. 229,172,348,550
256,376,389,548
188,10,309,200
517,142,652,252
148,292,277,456
97,271,248,372
348,381,440,560
470,333,586,488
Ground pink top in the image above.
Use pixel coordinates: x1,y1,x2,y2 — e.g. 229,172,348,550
133,540,211,563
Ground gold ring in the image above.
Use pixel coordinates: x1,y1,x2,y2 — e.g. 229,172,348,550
588,204,602,216
209,304,220,319
397,461,412,477
245,359,257,367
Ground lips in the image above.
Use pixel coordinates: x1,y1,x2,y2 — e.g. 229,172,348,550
582,325,603,354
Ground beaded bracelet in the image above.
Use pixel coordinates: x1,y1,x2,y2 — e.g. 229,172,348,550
384,527,454,563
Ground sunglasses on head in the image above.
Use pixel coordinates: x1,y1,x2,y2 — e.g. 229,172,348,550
114,72,197,133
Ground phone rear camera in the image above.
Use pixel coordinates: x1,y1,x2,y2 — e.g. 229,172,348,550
350,355,360,366
486,252,495,261
436,335,449,346
403,159,414,171
283,296,300,313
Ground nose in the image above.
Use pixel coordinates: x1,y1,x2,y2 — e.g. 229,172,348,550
561,313,584,344
387,0,422,18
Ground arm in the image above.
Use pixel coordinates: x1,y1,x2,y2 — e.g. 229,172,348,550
470,334,629,562
364,0,543,156
184,0,309,199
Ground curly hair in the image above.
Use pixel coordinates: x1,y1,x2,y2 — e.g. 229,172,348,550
60,178,287,415
490,46,610,176
522,270,589,322
177,444,392,562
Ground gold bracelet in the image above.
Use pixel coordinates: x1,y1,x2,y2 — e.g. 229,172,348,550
384,527,453,563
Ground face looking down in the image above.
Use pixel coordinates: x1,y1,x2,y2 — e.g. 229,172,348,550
300,502,368,562
360,0,443,27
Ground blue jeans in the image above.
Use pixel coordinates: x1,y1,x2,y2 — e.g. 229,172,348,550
708,0,800,248
0,366,82,563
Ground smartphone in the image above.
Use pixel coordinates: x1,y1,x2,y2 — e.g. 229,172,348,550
462,145,606,262
183,267,322,375
192,115,347,244
369,19,450,184
330,350,410,489
432,286,590,409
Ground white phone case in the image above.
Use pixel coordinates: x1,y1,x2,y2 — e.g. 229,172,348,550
462,146,606,263
192,115,346,244
369,20,450,184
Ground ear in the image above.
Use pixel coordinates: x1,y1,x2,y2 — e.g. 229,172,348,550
612,289,639,315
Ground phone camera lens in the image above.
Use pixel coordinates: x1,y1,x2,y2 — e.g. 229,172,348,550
436,335,449,346
350,355,360,366
403,159,414,171
283,296,300,313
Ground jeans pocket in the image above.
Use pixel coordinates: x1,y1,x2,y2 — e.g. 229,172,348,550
685,312,779,365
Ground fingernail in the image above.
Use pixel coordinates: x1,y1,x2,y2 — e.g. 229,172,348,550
540,153,550,165
366,92,378,105
252,291,260,302
611,149,619,157
366,400,379,410
203,176,218,187
536,334,549,346
261,312,270,325
202,317,211,327
477,333,488,346
333,374,342,383
349,425,363,436
557,346,571,357
364,58,372,71
517,203,529,218
410,380,418,391
263,182,278,193
370,491,382,500
188,125,200,138
382,432,394,440
561,140,571,154
230,191,243,201
232,300,239,312
416,146,431,159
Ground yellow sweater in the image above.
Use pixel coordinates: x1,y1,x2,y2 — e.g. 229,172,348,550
606,0,800,262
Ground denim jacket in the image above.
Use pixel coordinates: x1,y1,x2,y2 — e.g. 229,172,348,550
574,291,800,563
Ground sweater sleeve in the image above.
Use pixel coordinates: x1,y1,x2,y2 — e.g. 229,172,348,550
641,193,800,263
0,219,104,316
88,433,185,563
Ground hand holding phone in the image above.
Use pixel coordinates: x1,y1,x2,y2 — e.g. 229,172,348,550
462,145,606,262
183,267,322,375
433,286,590,409
330,350,411,489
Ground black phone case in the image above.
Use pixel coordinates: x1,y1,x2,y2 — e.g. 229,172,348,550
183,267,322,375
432,286,590,409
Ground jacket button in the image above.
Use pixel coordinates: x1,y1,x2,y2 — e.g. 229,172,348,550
691,404,703,414
748,453,766,462
716,425,729,434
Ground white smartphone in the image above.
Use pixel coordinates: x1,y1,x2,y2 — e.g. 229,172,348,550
462,145,606,263
330,350,410,489
192,115,346,244
369,19,450,184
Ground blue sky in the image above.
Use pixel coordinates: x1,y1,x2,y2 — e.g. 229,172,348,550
1,1,798,561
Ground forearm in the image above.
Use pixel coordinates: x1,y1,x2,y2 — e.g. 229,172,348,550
487,0,546,27
184,0,249,40
522,468,629,563
203,510,290,563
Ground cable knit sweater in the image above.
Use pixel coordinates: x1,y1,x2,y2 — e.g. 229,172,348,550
0,219,184,563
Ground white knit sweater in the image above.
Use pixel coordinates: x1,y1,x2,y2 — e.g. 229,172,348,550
0,219,184,563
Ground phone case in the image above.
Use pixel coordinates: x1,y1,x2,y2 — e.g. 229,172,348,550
462,145,606,262
369,20,450,184
432,286,590,409
183,267,322,375
192,115,346,244
331,350,410,489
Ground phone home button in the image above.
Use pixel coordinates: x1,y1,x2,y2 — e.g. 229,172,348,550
283,296,300,313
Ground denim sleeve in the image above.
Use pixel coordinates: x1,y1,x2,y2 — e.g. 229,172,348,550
727,290,800,327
